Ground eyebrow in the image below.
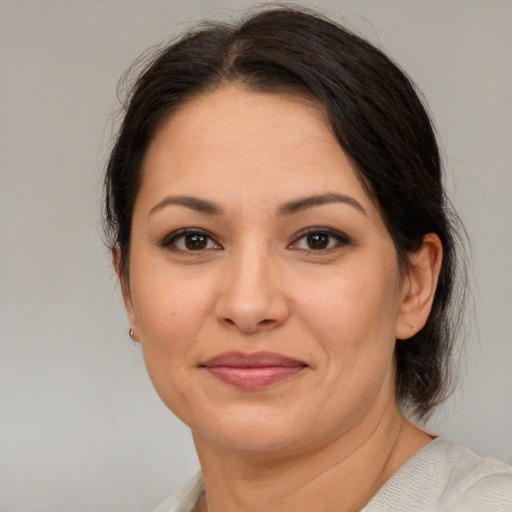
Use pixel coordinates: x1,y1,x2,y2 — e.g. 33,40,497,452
149,192,367,218
149,196,223,216
278,193,367,216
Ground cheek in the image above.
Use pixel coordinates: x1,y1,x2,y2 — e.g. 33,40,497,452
131,276,217,419
132,254,214,333
297,262,400,338
130,265,216,378
292,258,401,374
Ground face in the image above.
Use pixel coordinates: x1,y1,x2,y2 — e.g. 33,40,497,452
123,85,410,455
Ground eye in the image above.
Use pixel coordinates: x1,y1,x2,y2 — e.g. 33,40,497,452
160,229,221,252
290,228,349,252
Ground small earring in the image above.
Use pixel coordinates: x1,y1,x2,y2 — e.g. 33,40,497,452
129,328,136,340
409,323,417,333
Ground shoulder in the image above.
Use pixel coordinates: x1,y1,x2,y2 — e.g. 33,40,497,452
363,438,512,512
153,472,204,512
438,438,512,511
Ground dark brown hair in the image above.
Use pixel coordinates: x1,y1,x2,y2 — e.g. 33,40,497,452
104,6,466,419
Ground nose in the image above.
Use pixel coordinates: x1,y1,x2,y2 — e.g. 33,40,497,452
214,246,290,333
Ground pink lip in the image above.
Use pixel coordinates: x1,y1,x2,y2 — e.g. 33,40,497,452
200,352,308,390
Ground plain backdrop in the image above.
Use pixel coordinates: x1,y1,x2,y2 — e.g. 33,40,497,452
0,0,511,510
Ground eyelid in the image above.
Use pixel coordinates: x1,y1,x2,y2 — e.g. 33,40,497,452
157,226,349,253
289,227,351,251
159,228,222,251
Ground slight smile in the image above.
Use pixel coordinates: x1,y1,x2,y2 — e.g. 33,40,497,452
200,352,308,390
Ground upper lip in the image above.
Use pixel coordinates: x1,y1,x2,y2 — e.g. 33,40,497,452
200,351,308,368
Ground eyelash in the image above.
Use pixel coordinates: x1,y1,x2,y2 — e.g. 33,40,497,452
159,227,350,254
159,228,222,252
289,227,350,253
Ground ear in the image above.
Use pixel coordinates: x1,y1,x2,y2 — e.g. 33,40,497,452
113,246,139,342
395,233,443,340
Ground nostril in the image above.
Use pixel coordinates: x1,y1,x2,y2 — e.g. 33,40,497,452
220,316,277,333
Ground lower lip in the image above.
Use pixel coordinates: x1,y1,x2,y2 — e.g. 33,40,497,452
205,365,306,390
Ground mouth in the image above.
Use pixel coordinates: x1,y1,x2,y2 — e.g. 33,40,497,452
200,352,308,390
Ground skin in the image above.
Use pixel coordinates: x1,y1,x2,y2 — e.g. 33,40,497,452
118,85,442,512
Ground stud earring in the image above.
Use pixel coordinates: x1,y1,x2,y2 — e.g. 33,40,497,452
129,328,136,340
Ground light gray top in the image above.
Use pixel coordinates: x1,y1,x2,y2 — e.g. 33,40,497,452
154,438,512,511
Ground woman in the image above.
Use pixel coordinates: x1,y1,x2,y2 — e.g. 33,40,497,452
103,7,512,511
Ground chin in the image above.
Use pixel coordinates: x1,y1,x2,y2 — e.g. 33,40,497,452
186,403,316,455
195,422,307,455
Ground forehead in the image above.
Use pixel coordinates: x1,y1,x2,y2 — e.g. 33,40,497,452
139,85,375,217
149,85,331,156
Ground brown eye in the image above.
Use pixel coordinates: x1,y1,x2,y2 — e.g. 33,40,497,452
290,228,350,253
161,229,221,252
184,233,208,250
306,233,330,250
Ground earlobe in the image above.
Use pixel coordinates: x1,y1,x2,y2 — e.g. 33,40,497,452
395,233,443,340
112,246,140,342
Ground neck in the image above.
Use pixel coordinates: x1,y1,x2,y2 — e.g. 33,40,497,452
192,404,431,512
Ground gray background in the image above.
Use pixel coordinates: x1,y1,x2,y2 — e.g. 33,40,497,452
0,0,510,510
